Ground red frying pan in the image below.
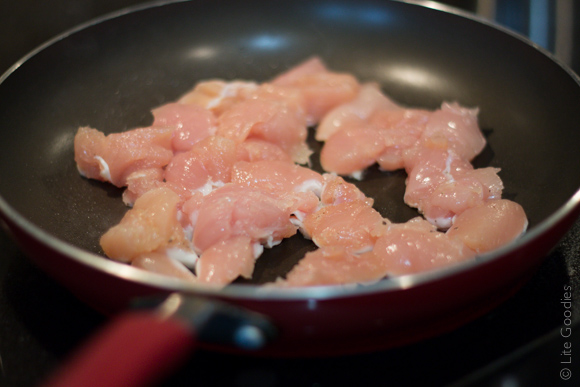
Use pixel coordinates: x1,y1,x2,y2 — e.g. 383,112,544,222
1,0,579,385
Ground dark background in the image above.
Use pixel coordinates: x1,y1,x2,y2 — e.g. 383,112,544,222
1,1,580,386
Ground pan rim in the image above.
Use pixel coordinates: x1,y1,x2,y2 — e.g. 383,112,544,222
1,0,580,302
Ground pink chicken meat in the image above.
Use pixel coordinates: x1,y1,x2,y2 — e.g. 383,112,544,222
74,56,528,288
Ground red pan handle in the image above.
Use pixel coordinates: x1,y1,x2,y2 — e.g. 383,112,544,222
42,311,196,387
40,293,275,387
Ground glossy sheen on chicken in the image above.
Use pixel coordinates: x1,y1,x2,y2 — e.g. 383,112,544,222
74,56,528,287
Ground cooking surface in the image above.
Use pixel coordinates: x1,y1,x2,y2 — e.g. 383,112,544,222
1,1,580,386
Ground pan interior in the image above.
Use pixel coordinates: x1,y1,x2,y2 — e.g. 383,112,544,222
1,0,580,285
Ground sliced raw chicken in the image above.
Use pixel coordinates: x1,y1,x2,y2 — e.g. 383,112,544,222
232,160,327,231
418,102,486,162
100,187,192,263
320,126,386,177
271,56,360,125
446,199,528,253
177,79,258,116
151,102,217,153
318,99,483,176
122,168,165,206
317,84,431,174
277,246,386,287
236,138,292,163
316,83,399,141
250,83,308,116
217,98,311,164
196,236,256,287
164,136,237,199
404,148,503,228
320,174,369,206
271,56,328,84
367,217,475,277
302,199,387,252
179,191,205,231
370,108,431,171
75,58,529,287
423,168,504,224
74,126,173,187
74,127,106,181
277,190,321,228
191,184,297,252
231,160,323,195
164,151,211,199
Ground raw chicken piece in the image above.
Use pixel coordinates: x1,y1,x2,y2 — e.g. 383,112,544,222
122,168,165,206
132,252,197,282
179,174,318,238
418,102,486,162
404,148,503,228
367,217,475,277
217,98,311,164
236,138,292,163
74,127,107,181
424,168,504,223
152,102,217,153
231,160,323,195
317,84,431,175
196,236,256,287
320,126,386,177
180,136,237,183
316,83,399,141
370,108,431,171
179,191,205,231
250,83,308,116
231,160,325,229
277,246,385,287
164,151,211,199
164,136,237,199
302,199,387,252
191,184,297,252
446,199,528,253
74,126,173,187
100,187,192,263
272,56,360,125
318,98,483,176
277,190,321,227
271,56,328,84
178,80,258,116
320,174,368,206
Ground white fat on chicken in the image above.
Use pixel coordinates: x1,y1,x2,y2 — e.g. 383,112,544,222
206,81,258,109
165,247,199,269
294,178,324,197
94,156,112,182
195,179,225,196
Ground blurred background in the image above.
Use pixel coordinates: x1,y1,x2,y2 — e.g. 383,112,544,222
1,1,579,386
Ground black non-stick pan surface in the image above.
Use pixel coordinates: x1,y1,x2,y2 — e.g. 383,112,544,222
1,0,580,385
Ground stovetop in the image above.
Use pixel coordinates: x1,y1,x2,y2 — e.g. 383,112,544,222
1,1,579,386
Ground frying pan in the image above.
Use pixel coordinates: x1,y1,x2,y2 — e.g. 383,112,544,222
1,0,580,385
